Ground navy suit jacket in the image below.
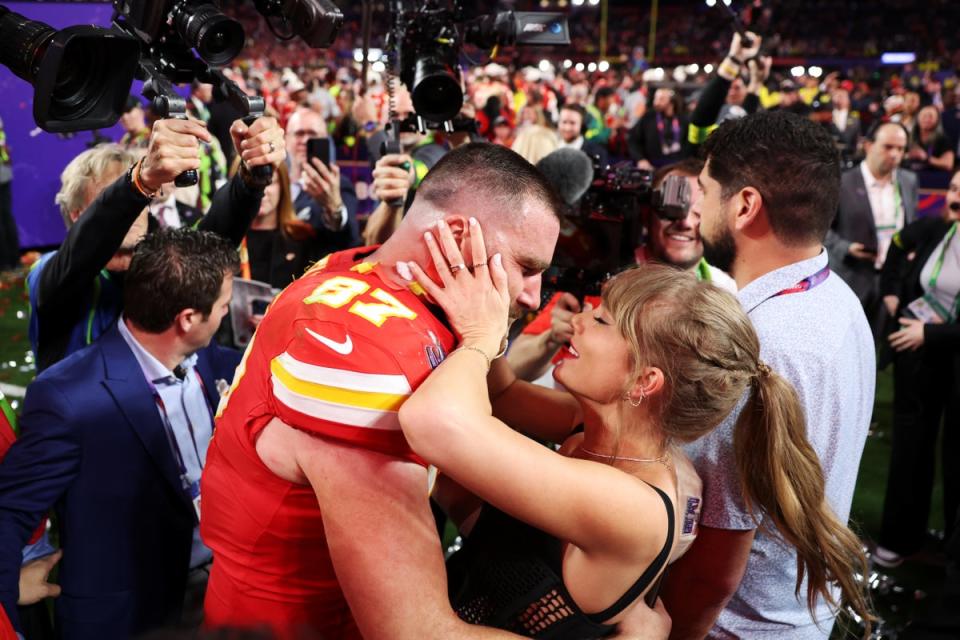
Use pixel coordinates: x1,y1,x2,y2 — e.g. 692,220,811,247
0,325,241,639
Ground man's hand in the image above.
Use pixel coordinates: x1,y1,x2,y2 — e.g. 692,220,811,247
548,293,588,348
889,317,926,352
883,295,900,316
139,119,213,193
232,116,286,169
848,242,876,261
727,31,762,63
303,158,344,225
18,550,62,605
612,597,672,640
372,153,416,205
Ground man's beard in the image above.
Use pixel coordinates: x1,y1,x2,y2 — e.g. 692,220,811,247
701,223,737,273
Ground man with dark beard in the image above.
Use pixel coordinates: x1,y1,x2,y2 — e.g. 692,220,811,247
661,111,874,639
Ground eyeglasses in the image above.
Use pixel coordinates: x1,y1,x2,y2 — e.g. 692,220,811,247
291,130,322,138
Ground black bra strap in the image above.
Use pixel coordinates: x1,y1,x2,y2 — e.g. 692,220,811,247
586,482,675,622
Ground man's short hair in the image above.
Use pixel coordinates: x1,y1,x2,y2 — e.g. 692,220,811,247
124,229,239,333
702,110,840,246
55,144,138,227
414,142,563,221
865,120,909,143
560,104,587,125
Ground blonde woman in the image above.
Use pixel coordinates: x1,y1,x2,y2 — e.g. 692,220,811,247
398,221,872,638
510,124,560,165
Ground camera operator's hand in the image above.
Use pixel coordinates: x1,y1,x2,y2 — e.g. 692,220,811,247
372,153,415,205
232,116,285,169
303,158,344,226
139,119,213,193
747,56,772,94
727,31,762,64
547,293,591,349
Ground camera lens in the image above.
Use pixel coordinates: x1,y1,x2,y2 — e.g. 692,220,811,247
412,57,463,122
0,9,56,83
173,3,245,66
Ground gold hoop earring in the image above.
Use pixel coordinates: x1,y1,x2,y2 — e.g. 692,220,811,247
625,392,644,407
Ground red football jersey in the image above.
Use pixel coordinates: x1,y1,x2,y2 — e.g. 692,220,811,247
201,246,456,639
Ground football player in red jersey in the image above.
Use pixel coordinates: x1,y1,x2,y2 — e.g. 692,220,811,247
203,143,570,639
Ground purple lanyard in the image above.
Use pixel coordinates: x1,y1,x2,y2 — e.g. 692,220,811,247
148,369,213,484
656,113,681,146
771,265,831,298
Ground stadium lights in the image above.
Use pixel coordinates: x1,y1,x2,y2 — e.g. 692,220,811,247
353,47,382,63
372,60,386,73
705,0,716,6
575,62,585,71
587,62,597,72
686,63,699,74
572,0,584,6
790,65,805,77
539,59,553,72
808,66,823,78
598,60,609,72
587,0,600,5
881,52,916,64
563,59,572,68
704,63,714,73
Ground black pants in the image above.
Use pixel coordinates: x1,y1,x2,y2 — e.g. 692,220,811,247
879,346,960,554
0,181,19,270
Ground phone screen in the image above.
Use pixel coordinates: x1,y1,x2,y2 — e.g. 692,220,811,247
306,137,331,168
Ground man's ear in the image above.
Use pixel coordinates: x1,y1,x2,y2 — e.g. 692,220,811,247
732,186,764,233
175,308,198,335
442,214,471,259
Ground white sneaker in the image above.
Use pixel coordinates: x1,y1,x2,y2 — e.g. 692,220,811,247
873,545,904,568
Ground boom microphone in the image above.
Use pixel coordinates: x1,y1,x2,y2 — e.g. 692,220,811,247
536,148,594,207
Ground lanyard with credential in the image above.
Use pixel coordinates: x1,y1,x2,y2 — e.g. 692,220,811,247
924,222,960,320
876,179,903,232
752,264,831,313
149,370,212,489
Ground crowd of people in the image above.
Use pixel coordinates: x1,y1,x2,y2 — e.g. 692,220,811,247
0,4,959,640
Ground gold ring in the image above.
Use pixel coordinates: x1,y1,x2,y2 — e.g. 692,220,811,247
472,263,487,269
449,263,466,274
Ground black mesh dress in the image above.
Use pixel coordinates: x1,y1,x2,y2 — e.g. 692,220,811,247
446,482,675,639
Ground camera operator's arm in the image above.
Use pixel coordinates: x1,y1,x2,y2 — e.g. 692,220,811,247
745,57,771,115
506,293,585,381
686,32,761,152
363,153,415,246
33,120,204,366
197,117,285,245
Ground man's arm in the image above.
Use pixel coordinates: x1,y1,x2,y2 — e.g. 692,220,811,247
294,428,520,640
198,117,286,244
660,525,755,640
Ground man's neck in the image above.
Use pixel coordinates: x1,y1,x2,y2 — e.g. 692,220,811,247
124,317,186,372
865,161,893,185
731,243,822,290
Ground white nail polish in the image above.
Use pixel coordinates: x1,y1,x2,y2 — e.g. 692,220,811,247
396,261,412,281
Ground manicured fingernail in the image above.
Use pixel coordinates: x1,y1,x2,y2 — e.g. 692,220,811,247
437,220,446,229
423,231,433,241
469,216,478,226
395,261,412,280
493,253,502,266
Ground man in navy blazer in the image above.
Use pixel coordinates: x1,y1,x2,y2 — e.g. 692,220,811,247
0,229,241,639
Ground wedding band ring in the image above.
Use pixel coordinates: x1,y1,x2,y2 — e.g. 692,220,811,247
472,263,487,269
449,263,466,274
268,141,276,153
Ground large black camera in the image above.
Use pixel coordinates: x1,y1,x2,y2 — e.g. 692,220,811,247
544,163,692,300
385,0,570,124
0,1,342,133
